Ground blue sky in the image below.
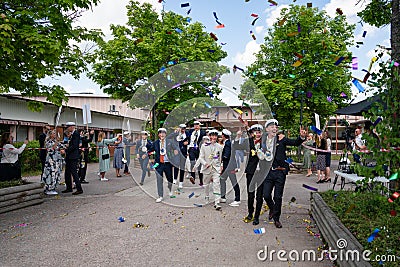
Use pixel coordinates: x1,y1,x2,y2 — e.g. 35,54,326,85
53,0,390,103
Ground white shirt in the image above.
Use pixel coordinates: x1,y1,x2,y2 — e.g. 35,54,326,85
1,144,26,163
326,138,332,152
354,134,365,151
189,130,200,148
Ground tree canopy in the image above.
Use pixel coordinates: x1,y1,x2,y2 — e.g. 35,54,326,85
0,0,103,110
88,1,227,100
246,5,355,129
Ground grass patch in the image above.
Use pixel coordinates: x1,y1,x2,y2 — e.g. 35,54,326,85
321,190,399,266
0,180,26,189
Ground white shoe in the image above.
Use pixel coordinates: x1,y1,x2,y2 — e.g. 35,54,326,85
220,198,227,203
45,190,58,195
168,191,173,197
229,201,241,207
173,179,177,184
214,204,221,210
178,182,183,189
156,197,163,203
101,178,109,181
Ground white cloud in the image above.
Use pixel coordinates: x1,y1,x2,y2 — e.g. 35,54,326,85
255,26,265,34
265,4,290,27
75,0,162,37
232,40,261,68
323,0,371,24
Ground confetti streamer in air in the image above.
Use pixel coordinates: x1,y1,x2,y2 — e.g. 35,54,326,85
250,30,256,40
233,108,243,114
187,9,191,15
251,17,259,26
352,79,365,92
297,22,301,32
327,96,332,102
268,0,278,6
362,31,367,37
251,13,259,17
352,57,358,70
213,11,219,20
307,3,312,7
233,65,244,72
340,92,347,98
334,56,346,66
204,102,212,108
363,71,371,83
373,117,382,126
181,3,190,8
221,42,227,45
292,60,302,67
175,28,183,33
210,32,218,41
336,8,343,15
278,17,286,26
215,24,225,29
389,172,399,181
388,192,399,202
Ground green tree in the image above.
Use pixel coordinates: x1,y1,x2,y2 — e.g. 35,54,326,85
246,5,355,129
88,0,227,128
355,0,400,188
0,1,103,110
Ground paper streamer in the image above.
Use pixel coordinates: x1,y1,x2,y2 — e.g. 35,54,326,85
253,228,266,234
367,228,380,243
352,79,365,92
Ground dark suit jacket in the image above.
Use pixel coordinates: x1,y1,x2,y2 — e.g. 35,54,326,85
150,139,174,164
39,132,47,160
187,129,206,149
66,130,80,160
221,139,236,176
272,135,304,174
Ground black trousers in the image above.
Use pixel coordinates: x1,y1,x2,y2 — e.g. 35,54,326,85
65,159,82,191
188,147,203,184
40,157,46,178
246,173,264,219
78,152,88,181
263,170,286,222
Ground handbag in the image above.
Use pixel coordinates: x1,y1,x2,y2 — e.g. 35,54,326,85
101,141,110,160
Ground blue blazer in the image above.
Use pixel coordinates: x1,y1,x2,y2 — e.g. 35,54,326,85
150,139,175,164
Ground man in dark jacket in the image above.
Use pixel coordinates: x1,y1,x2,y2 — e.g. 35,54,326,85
171,124,189,189
78,130,94,184
220,129,241,207
263,119,306,228
150,128,175,203
62,122,83,195
187,121,206,185
234,124,265,225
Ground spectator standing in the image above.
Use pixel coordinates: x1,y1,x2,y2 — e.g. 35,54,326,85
0,133,28,181
39,126,50,178
96,132,119,181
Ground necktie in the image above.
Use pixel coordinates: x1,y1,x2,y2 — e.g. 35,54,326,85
160,140,165,163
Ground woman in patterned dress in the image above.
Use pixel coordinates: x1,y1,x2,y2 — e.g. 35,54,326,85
42,130,64,195
113,135,124,177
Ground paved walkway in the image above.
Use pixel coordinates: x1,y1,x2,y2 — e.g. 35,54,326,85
0,160,339,266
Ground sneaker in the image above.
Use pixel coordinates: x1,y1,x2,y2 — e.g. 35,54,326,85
178,182,183,189
229,201,241,207
168,191,173,197
156,197,163,203
101,178,109,181
97,172,101,180
220,198,227,203
214,204,221,210
45,190,58,195
173,179,177,184
139,182,143,186
80,180,89,184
